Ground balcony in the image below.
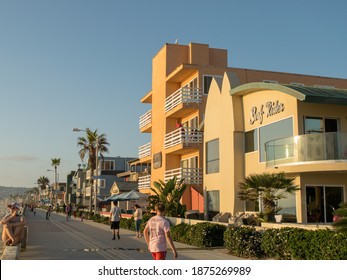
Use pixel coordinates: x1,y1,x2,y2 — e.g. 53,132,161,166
139,142,151,161
138,175,151,189
165,87,202,118
139,109,152,132
265,132,347,168
164,127,202,154
164,167,202,185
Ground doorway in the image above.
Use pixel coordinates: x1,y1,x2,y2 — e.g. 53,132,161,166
306,186,343,223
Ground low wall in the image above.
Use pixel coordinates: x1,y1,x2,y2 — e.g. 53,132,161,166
1,244,21,260
166,216,335,232
261,222,334,231
166,217,228,227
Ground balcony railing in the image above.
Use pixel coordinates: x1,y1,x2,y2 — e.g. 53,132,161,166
139,109,152,130
164,167,202,185
164,127,202,149
138,175,151,189
165,87,202,113
265,132,347,167
139,142,151,158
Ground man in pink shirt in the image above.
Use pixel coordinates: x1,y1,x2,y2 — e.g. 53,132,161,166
144,203,178,260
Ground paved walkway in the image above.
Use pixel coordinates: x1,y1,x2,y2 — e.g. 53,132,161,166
20,208,242,260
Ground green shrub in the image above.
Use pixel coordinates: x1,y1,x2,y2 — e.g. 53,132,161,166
260,227,347,260
224,226,263,259
261,227,296,259
187,222,226,247
170,223,191,244
287,229,347,260
120,217,135,230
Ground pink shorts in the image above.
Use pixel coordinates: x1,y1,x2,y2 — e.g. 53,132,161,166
151,251,167,260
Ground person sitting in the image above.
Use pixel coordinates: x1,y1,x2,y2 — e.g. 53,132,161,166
1,202,26,246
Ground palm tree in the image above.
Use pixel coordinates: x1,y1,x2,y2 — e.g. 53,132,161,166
76,128,109,212
51,158,61,205
238,172,298,222
149,176,187,217
37,176,50,201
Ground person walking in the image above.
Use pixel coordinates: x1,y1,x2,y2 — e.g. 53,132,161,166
133,204,143,238
144,203,178,260
72,204,77,219
109,201,122,240
46,205,52,220
66,204,71,222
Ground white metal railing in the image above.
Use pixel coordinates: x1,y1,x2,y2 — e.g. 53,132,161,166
138,175,151,189
139,109,152,129
165,87,202,113
139,142,151,158
164,127,202,149
164,167,202,185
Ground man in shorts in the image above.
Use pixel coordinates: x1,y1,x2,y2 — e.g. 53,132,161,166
144,203,178,260
109,201,122,240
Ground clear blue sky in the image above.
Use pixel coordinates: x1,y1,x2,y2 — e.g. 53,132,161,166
0,0,346,188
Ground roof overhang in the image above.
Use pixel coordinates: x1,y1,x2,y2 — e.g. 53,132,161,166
229,82,306,101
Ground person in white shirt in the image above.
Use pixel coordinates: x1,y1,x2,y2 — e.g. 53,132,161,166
144,203,177,260
109,201,122,240
133,204,143,238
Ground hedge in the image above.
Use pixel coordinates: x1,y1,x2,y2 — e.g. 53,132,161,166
224,226,263,259
224,226,347,260
171,222,227,248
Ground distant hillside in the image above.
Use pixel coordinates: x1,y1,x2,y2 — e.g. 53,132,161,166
0,186,30,200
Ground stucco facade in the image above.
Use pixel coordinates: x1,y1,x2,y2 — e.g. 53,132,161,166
204,73,347,223
140,42,347,215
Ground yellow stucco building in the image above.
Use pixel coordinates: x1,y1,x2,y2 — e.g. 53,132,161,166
204,72,347,223
139,42,347,216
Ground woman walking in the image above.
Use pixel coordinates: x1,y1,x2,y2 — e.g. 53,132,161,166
133,204,143,238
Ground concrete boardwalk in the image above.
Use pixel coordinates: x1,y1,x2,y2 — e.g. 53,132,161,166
20,208,242,260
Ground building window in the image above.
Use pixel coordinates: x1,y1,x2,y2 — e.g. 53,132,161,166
245,129,258,153
259,117,293,162
304,117,339,134
203,75,222,95
98,179,106,188
206,190,220,212
100,160,115,170
306,186,343,223
206,139,219,174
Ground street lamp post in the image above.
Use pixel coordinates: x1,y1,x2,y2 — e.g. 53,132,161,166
73,128,99,215
47,169,59,206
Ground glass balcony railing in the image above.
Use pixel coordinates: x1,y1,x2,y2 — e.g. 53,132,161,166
265,132,347,167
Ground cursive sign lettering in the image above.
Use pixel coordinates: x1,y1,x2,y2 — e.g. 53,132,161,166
249,100,285,125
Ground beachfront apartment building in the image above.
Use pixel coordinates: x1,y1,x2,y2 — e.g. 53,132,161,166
138,42,347,214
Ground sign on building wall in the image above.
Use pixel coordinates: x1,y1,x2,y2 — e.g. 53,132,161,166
249,100,285,125
153,152,162,169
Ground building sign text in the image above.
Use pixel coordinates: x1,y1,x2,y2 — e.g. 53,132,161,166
249,100,285,125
